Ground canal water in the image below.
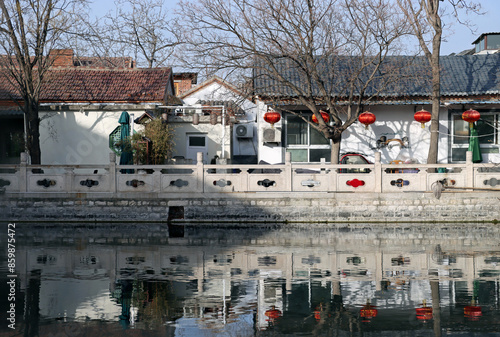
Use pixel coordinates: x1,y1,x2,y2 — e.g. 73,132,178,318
1,222,500,336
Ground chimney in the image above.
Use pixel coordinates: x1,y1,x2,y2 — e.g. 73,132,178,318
49,49,74,67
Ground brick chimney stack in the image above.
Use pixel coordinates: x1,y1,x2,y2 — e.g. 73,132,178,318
49,49,74,67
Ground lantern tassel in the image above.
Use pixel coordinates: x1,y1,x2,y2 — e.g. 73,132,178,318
421,123,425,129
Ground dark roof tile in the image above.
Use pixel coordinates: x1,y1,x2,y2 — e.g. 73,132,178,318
253,54,500,100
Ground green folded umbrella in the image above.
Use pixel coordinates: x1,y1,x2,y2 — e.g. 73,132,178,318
468,123,483,163
118,111,134,172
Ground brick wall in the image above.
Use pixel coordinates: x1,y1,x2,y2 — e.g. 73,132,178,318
50,49,74,67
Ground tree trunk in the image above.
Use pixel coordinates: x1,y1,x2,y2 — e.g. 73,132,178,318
426,32,441,165
330,128,342,164
425,0,442,165
25,102,41,165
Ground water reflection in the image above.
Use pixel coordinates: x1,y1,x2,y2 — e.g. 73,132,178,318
2,223,500,336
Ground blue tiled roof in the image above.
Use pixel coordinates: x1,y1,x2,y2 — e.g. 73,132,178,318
253,54,500,99
440,55,500,96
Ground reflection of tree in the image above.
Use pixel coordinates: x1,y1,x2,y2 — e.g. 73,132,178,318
132,280,183,329
431,281,441,337
309,295,362,335
262,281,364,335
24,270,41,337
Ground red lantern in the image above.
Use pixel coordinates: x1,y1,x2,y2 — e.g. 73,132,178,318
264,110,281,127
358,112,376,129
464,305,482,321
414,109,431,128
312,111,330,124
462,109,480,128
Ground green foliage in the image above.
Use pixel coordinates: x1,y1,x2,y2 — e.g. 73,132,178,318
132,280,182,329
7,131,25,158
131,119,175,164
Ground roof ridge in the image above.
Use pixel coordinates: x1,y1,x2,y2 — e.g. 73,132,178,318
48,66,171,72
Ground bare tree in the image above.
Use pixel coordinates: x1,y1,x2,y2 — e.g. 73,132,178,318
179,0,412,163
396,0,482,165
0,0,87,164
77,0,181,68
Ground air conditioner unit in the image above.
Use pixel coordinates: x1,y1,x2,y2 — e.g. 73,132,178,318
235,124,253,138
262,127,281,143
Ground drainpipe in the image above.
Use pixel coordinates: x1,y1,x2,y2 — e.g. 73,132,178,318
221,106,226,159
130,113,134,136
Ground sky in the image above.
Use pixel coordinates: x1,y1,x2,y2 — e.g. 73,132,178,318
89,0,499,56
440,0,500,55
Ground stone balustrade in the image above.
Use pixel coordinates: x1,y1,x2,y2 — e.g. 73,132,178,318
1,151,500,196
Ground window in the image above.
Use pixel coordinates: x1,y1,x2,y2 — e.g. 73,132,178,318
285,115,331,162
451,112,499,162
476,37,485,53
109,126,123,155
487,35,500,50
474,34,500,53
189,136,206,147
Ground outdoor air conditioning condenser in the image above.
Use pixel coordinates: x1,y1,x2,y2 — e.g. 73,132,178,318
262,127,281,143
235,124,253,138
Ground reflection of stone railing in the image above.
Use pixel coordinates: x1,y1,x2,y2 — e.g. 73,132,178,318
1,151,500,196
15,227,500,285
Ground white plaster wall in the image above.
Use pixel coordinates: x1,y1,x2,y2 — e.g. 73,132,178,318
170,122,230,163
257,100,284,164
40,108,147,165
181,80,258,160
256,101,453,164
341,105,450,164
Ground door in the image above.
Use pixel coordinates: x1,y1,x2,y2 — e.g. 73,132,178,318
186,134,208,163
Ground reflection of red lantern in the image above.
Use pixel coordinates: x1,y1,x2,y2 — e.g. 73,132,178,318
416,306,433,321
414,109,431,128
312,111,330,124
360,302,378,322
462,109,480,128
464,305,482,320
264,111,281,127
314,304,324,321
265,306,282,321
358,112,376,129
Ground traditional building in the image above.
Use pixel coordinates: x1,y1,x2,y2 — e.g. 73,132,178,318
0,49,176,165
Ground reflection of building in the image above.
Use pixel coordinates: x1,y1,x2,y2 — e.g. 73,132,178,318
13,224,500,333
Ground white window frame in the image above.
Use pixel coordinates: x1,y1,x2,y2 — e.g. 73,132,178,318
450,110,499,162
284,114,331,163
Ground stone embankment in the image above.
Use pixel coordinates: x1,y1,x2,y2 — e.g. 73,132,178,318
1,191,498,223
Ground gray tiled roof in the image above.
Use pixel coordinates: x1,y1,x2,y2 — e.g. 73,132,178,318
253,54,500,99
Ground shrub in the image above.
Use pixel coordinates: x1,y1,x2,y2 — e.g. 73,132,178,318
130,119,175,164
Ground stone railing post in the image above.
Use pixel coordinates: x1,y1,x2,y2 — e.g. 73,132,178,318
374,152,382,193
109,152,117,194
19,152,27,192
197,152,204,193
64,167,74,193
284,152,292,191
466,150,474,190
